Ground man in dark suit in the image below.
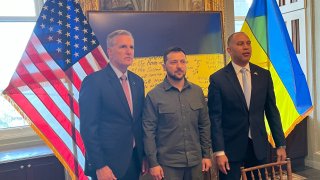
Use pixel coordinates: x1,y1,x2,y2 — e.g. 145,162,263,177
79,30,145,180
207,32,287,179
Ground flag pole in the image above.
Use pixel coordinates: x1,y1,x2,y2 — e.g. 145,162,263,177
65,71,79,180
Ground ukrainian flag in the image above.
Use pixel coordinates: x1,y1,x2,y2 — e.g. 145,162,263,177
241,0,313,144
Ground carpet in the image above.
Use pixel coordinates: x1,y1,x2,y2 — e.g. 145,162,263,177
291,173,307,180
265,172,307,180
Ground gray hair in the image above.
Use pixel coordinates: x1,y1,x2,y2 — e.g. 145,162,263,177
106,30,133,48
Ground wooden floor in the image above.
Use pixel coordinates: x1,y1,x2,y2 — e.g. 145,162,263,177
294,166,320,180
140,166,320,180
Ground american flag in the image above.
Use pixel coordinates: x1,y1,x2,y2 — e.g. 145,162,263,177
2,0,108,179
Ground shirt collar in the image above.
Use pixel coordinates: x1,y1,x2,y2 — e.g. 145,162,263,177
109,62,128,79
231,61,250,74
163,77,191,91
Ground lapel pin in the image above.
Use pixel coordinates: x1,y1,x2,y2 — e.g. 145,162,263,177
254,72,258,75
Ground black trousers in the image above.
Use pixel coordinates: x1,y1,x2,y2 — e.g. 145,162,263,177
219,138,267,180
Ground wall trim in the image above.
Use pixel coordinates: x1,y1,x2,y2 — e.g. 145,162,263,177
306,156,320,170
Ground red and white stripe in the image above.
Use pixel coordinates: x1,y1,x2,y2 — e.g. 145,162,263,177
5,33,108,179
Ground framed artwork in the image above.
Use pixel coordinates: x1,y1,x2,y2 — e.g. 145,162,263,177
87,11,225,95
99,0,137,10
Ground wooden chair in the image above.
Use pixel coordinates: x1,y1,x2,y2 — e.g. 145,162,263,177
241,158,292,180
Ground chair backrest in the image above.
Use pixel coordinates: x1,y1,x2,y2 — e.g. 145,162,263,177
240,158,292,180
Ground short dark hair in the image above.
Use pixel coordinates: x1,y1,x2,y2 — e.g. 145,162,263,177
227,32,247,46
163,46,186,63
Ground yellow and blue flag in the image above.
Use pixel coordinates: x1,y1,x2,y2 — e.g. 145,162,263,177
241,0,313,143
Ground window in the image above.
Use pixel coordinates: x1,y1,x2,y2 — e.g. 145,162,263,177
279,0,286,6
0,0,37,17
0,22,35,128
0,0,44,129
291,19,300,54
278,1,307,75
0,1,43,130
234,0,252,32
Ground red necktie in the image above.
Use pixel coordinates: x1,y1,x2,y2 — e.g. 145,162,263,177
120,74,133,114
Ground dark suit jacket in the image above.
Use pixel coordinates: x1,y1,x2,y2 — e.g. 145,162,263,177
208,62,285,162
79,65,145,178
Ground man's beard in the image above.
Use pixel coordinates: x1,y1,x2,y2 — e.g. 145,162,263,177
167,70,185,81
